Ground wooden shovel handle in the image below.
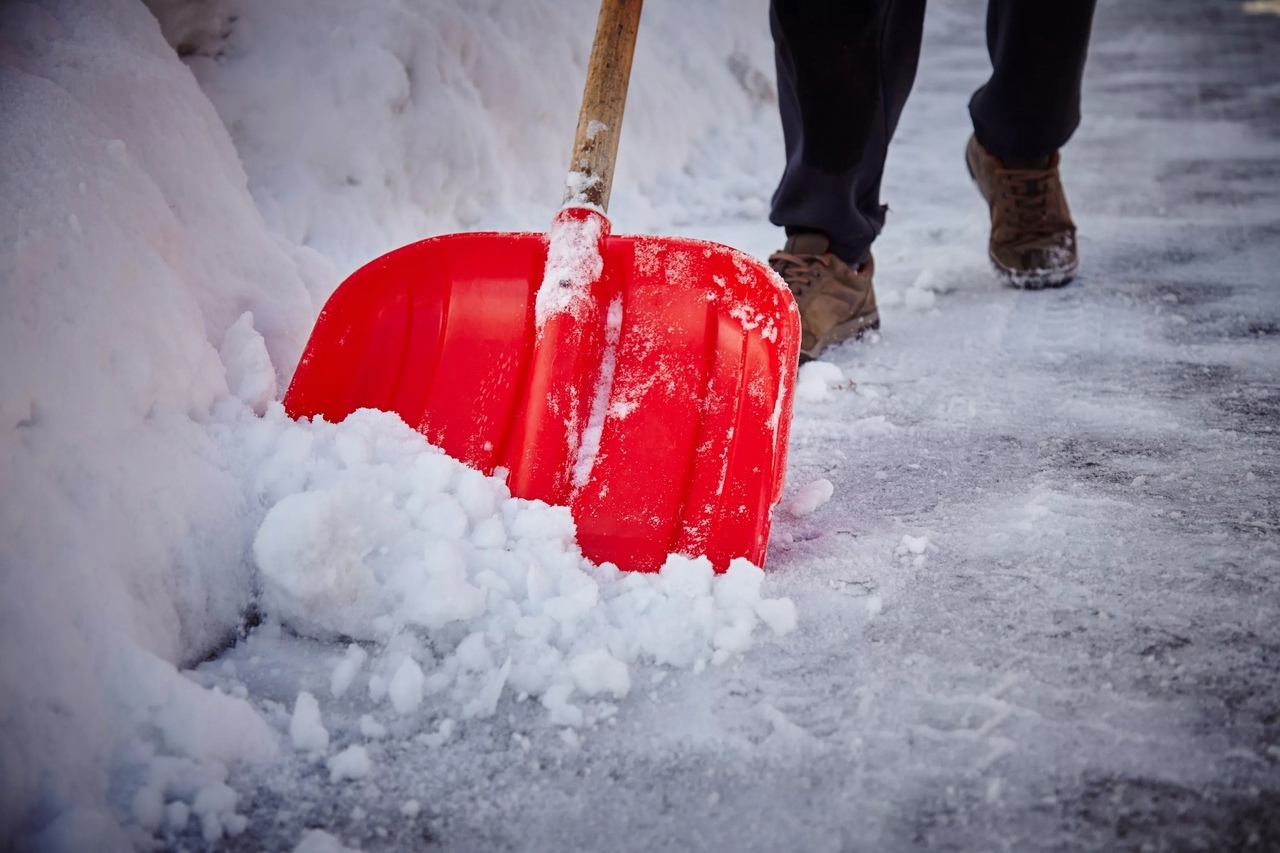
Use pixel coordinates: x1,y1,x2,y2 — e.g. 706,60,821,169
563,0,643,213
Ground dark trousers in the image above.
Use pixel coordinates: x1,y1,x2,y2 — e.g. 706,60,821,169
769,0,1097,264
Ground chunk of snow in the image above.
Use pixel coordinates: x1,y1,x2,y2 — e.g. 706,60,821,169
463,658,512,719
399,543,489,631
358,715,387,740
131,786,165,833
785,479,835,517
330,644,367,698
115,646,280,768
542,682,584,728
293,828,363,853
253,489,383,640
569,650,631,699
414,718,456,749
455,468,498,521
165,800,190,833
755,599,798,636
877,289,904,308
388,658,425,715
327,745,371,783
713,611,758,660
796,361,847,403
904,288,937,311
714,560,765,609
896,534,930,556
220,312,277,414
660,555,716,599
906,270,940,311
191,782,239,843
290,692,329,753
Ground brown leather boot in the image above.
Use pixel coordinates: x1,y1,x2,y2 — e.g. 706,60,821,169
769,233,879,362
965,135,1078,288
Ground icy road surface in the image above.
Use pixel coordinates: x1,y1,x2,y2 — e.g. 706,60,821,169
190,1,1280,850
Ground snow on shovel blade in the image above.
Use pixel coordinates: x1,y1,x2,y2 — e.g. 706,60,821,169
284,207,800,572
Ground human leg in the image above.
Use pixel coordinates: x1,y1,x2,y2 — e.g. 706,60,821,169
966,0,1097,286
768,0,926,360
969,0,1097,161
768,0,927,266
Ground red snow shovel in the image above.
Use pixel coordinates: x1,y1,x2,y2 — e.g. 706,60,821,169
283,0,799,572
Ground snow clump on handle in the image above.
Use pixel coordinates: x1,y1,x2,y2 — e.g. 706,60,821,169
231,404,797,730
535,210,605,330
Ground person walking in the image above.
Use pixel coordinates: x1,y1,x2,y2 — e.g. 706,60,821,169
766,0,1097,361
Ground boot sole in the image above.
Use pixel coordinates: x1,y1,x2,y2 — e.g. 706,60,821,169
990,255,1077,290
799,314,880,363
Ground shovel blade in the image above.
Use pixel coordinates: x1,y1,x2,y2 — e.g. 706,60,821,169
284,214,799,572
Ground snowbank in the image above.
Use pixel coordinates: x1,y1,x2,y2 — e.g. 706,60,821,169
187,0,779,275
0,0,322,842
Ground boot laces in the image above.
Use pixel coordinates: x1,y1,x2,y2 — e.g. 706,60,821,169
770,252,832,298
1001,166,1061,239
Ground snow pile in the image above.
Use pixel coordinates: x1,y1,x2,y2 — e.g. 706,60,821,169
0,0,327,843
226,404,796,728
187,0,780,274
